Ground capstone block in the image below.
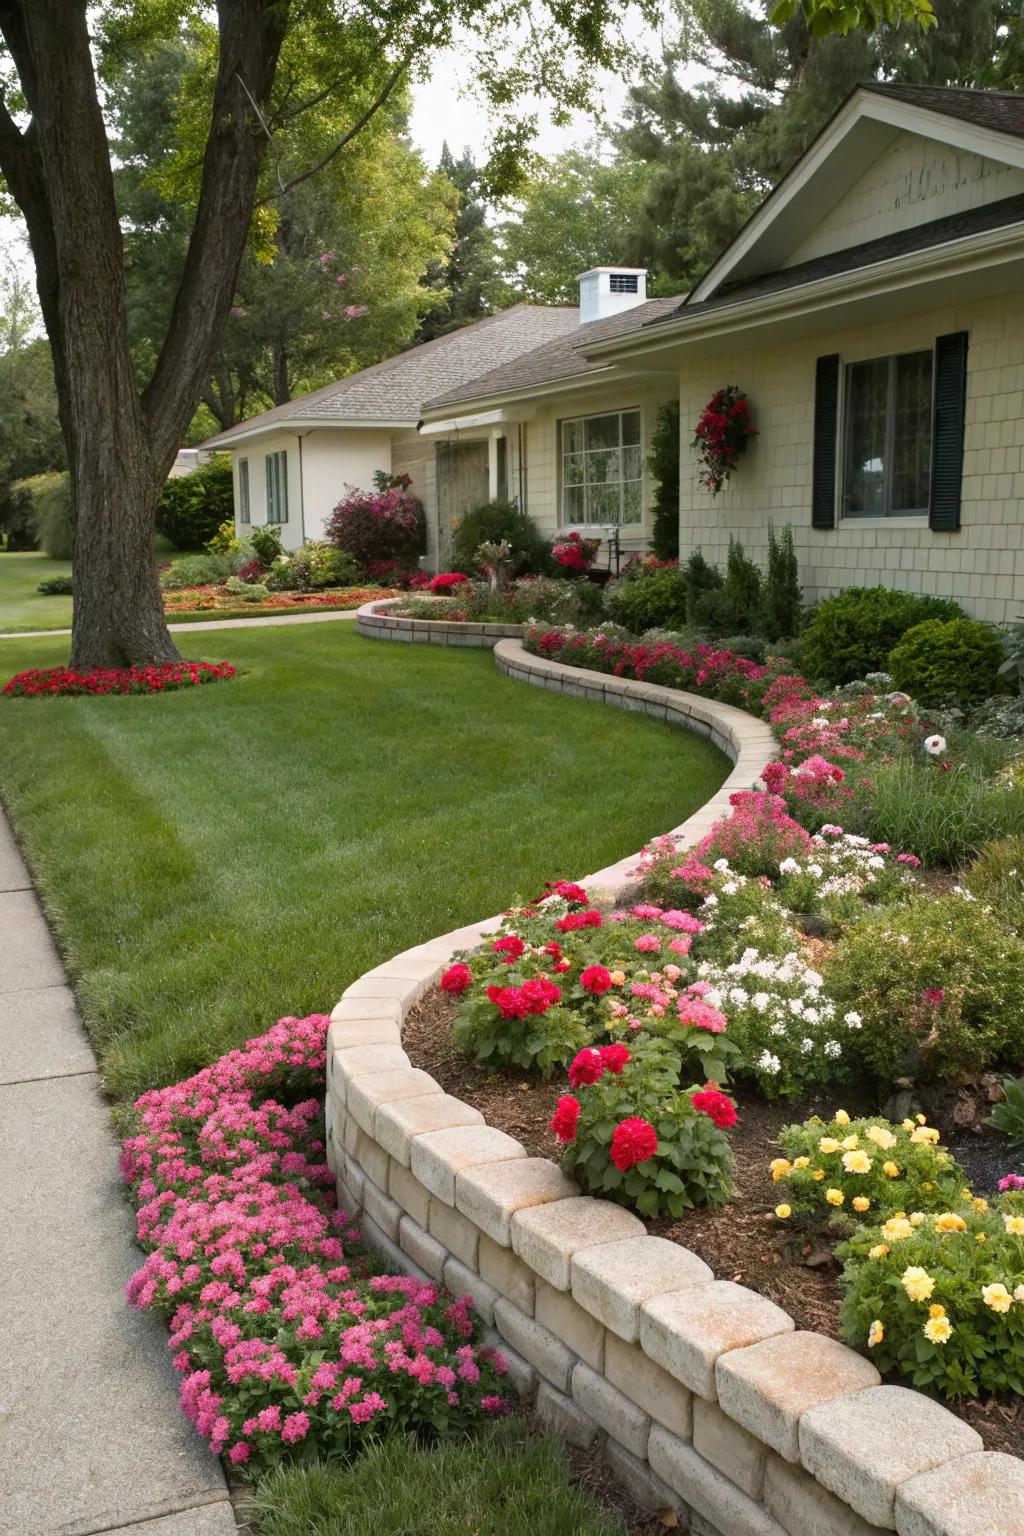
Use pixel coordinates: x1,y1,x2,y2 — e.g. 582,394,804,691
333,1043,410,1103
571,1235,712,1343
455,1157,577,1245
572,1362,650,1460
641,1281,793,1400
895,1451,1024,1536
411,1125,526,1206
348,1068,441,1135
375,1092,484,1166
510,1196,644,1290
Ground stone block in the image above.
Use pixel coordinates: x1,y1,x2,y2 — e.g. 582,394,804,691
333,1043,410,1103
492,1298,576,1394
479,1326,538,1404
605,1332,693,1443
478,1232,535,1315
510,1196,644,1290
641,1281,794,1400
572,1362,650,1460
361,1177,402,1242
388,1160,431,1227
428,1197,480,1269
354,1128,390,1193
571,1235,712,1343
799,1385,983,1530
765,1455,887,1536
343,1111,359,1155
348,1068,441,1135
535,1381,601,1452
398,1214,446,1282
412,1125,526,1206
603,1438,684,1521
360,1212,428,1283
716,1331,880,1463
895,1451,1024,1536
375,1092,484,1166
455,1157,578,1245
330,996,404,1024
327,1018,402,1052
693,1398,767,1501
648,1425,787,1536
535,1279,605,1371
443,1255,500,1326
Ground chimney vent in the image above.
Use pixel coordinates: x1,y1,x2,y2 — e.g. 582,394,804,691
577,266,647,325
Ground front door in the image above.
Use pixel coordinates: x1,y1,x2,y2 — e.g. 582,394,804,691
435,441,490,564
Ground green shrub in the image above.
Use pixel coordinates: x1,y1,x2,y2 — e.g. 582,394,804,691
826,894,1024,1085
155,455,234,550
249,524,284,565
603,561,688,632
15,471,72,559
761,523,802,640
450,499,550,575
689,538,762,636
801,587,963,685
37,574,73,595
888,618,1004,705
716,633,768,663
224,576,270,603
837,1194,1024,1399
681,547,722,622
160,551,243,590
854,756,1024,867
266,542,359,591
965,835,1024,930
648,399,680,560
987,1074,1024,1149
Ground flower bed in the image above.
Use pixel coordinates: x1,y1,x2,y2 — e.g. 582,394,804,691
163,584,397,617
120,1014,511,1476
3,659,237,697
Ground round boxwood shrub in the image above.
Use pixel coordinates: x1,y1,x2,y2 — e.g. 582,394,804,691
800,587,963,685
604,562,689,632
888,617,1004,705
450,499,551,575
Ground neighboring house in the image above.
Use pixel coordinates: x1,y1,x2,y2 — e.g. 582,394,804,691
168,447,212,478
210,83,1024,619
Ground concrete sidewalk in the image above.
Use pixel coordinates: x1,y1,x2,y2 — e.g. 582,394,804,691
0,608,360,641
0,812,237,1535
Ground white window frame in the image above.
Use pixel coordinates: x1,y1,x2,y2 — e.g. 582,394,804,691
840,347,934,522
265,450,288,525
559,407,643,530
238,458,250,524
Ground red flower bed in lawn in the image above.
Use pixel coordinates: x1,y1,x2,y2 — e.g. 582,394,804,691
3,660,237,697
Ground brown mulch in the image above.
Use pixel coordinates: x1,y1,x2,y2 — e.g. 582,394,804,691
404,987,1024,1460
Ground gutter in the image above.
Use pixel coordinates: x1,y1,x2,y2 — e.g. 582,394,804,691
203,416,418,450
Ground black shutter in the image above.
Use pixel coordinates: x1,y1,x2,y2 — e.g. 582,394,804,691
812,354,840,529
929,331,968,532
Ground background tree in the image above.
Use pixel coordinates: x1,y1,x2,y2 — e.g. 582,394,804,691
0,0,647,668
418,146,508,340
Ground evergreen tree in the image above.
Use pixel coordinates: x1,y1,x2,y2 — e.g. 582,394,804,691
648,400,681,559
419,146,508,339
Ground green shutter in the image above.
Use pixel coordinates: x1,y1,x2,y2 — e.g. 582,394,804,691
811,354,840,529
929,331,968,533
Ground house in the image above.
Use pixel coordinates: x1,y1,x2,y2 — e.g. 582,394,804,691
211,83,1024,621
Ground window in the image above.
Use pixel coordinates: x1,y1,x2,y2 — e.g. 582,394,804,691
842,350,933,518
609,273,639,294
265,450,288,524
238,458,250,524
561,409,642,527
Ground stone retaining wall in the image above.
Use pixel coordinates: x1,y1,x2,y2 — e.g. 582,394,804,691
356,598,525,650
326,638,1023,1536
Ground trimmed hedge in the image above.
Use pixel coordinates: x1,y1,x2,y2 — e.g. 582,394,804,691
801,586,963,684
156,456,234,550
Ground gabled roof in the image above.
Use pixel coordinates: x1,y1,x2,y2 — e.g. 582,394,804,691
202,305,580,447
421,296,681,413
685,82,1024,305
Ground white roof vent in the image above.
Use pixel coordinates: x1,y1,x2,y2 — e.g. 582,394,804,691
577,266,648,325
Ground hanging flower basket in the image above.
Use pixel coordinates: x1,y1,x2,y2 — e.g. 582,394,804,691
692,386,758,494
552,531,600,573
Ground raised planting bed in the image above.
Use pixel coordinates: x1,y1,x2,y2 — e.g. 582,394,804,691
357,598,527,649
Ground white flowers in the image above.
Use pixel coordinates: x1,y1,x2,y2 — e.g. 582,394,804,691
779,858,801,875
844,1010,863,1029
923,734,947,756
757,1050,782,1074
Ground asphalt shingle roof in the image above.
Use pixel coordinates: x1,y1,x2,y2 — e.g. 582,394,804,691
203,305,580,445
863,82,1024,139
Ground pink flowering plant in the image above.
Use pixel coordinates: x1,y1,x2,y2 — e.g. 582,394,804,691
324,477,425,568
695,790,813,879
121,1014,509,1474
551,1036,735,1217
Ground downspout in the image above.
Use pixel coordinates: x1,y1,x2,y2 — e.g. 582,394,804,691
296,432,309,543
518,422,526,512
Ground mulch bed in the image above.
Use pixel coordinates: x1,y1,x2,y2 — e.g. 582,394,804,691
404,987,1024,1460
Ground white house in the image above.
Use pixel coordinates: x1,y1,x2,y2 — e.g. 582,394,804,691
212,83,1024,622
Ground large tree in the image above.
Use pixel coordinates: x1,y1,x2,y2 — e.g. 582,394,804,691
418,146,508,340
0,0,645,667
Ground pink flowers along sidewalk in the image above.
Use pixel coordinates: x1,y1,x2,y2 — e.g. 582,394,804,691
121,1014,510,1475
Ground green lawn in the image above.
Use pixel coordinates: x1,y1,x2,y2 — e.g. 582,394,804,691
0,551,74,631
0,625,727,1104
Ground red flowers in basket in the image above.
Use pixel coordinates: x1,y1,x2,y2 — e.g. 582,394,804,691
692,385,757,494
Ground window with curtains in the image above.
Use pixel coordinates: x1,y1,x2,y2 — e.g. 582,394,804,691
265,450,288,524
842,350,933,518
560,409,642,526
238,458,250,524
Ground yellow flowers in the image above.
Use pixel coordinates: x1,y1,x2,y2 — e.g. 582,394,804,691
973,1198,989,1213
852,1196,870,1213
812,1169,825,1181
866,1125,897,1150
977,1233,987,1244
910,1126,940,1144
934,1213,967,1233
818,1138,841,1154
770,1158,791,1182
609,969,626,987
909,1212,925,1226
902,1119,916,1131
841,1135,860,1151
868,1243,890,1260
825,1188,844,1207
881,1216,913,1242
774,1204,792,1220
901,1266,935,1302
1003,1214,1024,1236
882,1162,900,1179
928,1303,945,1318
792,1157,810,1169
835,1110,850,1126
924,1314,953,1344
842,1150,872,1175
982,1283,1013,1314
867,1319,884,1348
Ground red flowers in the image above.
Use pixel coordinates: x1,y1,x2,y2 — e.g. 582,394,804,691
485,976,561,1019
691,385,757,495
556,910,603,932
429,572,469,593
551,532,599,572
548,881,589,905
568,1048,605,1087
550,1096,581,1142
492,935,526,963
610,1117,658,1171
690,1087,738,1129
579,965,613,995
440,963,473,995
3,660,237,698
599,1043,631,1075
